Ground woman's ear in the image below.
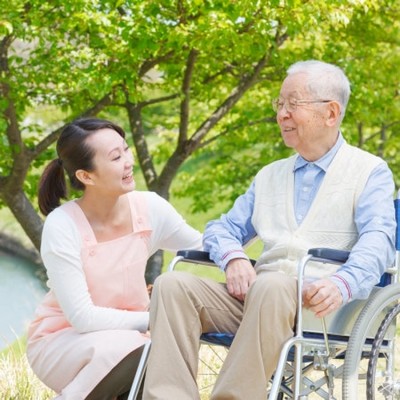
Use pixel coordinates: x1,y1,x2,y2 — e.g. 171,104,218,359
75,169,94,186
326,101,341,127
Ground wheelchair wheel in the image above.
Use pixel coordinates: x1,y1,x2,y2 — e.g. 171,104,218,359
367,302,400,399
197,343,228,398
197,344,286,399
342,283,400,399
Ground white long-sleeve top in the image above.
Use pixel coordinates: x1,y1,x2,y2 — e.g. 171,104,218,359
37,191,202,334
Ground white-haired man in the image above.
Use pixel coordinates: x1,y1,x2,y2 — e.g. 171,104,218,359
143,60,396,400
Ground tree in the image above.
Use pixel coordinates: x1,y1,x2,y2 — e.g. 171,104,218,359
1,0,399,281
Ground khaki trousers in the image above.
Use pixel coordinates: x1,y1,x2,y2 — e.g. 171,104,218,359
142,270,297,400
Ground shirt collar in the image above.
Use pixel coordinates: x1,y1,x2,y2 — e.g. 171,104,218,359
294,132,345,172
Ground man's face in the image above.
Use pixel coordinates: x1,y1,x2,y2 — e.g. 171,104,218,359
276,72,337,161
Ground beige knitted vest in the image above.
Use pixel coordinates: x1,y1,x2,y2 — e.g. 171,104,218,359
252,143,383,279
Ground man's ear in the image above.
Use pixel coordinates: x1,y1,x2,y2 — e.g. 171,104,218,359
326,101,341,127
75,169,94,186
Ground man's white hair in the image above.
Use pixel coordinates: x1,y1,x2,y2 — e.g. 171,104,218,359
287,60,351,123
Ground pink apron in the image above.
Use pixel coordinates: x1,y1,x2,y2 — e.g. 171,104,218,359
27,192,151,399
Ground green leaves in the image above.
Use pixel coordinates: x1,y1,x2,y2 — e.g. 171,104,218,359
0,0,399,250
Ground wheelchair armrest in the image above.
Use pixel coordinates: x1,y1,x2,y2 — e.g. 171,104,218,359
308,248,350,264
176,250,256,267
176,250,214,263
176,249,349,269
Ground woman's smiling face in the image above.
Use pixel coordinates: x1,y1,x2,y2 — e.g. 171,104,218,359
83,128,135,195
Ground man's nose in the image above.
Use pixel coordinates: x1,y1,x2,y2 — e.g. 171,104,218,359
277,106,291,121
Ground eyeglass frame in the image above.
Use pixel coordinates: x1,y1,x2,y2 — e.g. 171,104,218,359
271,97,333,113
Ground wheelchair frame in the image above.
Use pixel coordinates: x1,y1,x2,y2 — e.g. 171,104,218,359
128,197,400,400
165,245,400,400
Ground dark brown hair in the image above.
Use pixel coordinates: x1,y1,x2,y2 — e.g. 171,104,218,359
38,118,126,216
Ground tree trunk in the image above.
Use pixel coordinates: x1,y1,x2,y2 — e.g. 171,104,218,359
3,188,43,251
145,250,164,285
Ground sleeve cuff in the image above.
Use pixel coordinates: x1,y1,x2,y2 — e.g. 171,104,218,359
134,311,150,333
330,274,352,304
220,250,249,270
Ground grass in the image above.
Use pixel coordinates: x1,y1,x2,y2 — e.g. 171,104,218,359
0,342,221,400
0,339,224,400
0,338,55,400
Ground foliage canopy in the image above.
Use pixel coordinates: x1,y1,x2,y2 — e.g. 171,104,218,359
0,0,399,279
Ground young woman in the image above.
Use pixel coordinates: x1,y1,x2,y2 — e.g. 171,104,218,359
26,118,202,399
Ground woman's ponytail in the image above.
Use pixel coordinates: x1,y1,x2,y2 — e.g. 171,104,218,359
38,159,67,216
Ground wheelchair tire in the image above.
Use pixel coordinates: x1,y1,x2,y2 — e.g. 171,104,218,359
367,302,400,399
342,282,400,399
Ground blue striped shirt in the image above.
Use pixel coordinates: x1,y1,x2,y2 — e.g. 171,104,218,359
203,134,396,303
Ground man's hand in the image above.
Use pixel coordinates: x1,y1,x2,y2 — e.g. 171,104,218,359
302,279,343,318
225,259,256,301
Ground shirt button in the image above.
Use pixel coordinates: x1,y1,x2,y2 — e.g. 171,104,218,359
297,214,303,220
302,187,309,192
89,250,95,256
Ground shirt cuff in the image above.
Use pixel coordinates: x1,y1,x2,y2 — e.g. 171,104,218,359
330,274,352,304
220,250,249,270
131,311,150,333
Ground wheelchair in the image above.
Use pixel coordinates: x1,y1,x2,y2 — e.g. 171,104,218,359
128,198,400,400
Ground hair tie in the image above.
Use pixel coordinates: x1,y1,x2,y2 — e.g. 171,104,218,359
57,158,63,166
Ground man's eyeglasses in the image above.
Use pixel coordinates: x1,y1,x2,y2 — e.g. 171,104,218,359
272,97,332,113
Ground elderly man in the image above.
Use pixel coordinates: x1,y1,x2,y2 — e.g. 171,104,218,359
142,60,396,400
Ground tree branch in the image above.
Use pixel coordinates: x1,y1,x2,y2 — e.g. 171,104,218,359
33,93,113,157
139,93,180,107
113,93,180,108
359,120,400,147
190,52,270,145
202,63,238,85
199,116,276,148
179,49,198,145
188,24,287,147
0,35,23,152
155,51,274,196
155,23,291,195
139,50,175,78
237,8,262,34
385,120,400,129
357,121,364,148
125,98,158,191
